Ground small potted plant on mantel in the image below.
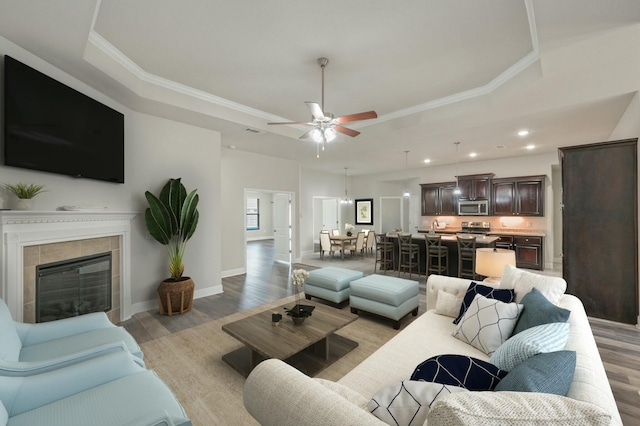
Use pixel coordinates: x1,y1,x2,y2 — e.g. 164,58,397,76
2,182,46,210
145,178,199,316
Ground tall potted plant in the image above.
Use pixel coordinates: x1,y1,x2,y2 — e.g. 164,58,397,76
145,178,199,315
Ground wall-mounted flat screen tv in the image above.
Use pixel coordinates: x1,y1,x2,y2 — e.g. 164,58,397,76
3,55,124,183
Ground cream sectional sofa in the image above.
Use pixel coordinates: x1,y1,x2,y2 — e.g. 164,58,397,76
243,270,622,426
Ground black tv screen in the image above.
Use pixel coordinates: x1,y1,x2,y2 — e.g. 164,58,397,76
3,55,124,183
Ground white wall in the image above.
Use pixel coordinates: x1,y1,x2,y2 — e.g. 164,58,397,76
0,40,222,318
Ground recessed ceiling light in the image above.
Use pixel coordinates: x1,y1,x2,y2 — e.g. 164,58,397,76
469,152,477,158
526,144,535,150
423,159,431,164
518,130,530,137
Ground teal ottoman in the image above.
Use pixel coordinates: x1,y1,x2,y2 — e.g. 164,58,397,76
304,267,364,306
349,274,419,329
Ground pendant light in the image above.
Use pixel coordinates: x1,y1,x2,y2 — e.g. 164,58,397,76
341,167,353,204
453,142,462,195
402,150,411,197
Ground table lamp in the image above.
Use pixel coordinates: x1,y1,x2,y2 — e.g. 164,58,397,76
475,248,516,284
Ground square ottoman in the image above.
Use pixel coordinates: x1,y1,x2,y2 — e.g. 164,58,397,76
304,267,364,306
349,274,419,329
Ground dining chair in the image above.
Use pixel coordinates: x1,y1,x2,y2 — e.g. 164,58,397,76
319,231,341,260
344,232,366,258
331,229,340,236
365,230,375,256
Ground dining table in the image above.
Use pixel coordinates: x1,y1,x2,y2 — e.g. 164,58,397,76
329,234,357,260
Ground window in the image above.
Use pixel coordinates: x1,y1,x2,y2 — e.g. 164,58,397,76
246,197,259,230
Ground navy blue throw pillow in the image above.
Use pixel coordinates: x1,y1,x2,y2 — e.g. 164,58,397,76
410,354,508,391
453,282,516,324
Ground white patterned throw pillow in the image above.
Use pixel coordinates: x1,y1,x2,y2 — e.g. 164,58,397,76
453,294,523,355
367,380,468,426
435,290,464,318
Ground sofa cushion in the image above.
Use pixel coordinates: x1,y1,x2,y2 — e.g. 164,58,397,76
314,378,368,409
495,351,576,396
490,322,571,371
0,300,22,362
0,401,7,426
427,391,612,426
367,381,468,426
500,264,567,305
452,294,523,356
513,288,571,335
453,283,515,324
434,290,463,318
410,355,507,391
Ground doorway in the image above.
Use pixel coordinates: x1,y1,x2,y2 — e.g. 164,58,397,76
244,189,293,272
312,196,341,250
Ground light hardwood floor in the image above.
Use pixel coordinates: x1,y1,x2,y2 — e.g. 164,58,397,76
123,240,640,424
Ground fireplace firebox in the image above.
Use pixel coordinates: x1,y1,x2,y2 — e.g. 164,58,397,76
36,252,112,323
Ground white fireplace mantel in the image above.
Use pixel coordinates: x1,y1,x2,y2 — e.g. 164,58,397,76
1,210,137,322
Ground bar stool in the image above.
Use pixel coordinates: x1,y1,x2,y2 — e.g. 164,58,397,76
457,235,478,279
397,233,420,279
375,233,394,274
426,234,448,276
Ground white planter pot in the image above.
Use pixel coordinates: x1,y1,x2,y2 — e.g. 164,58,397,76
12,198,35,210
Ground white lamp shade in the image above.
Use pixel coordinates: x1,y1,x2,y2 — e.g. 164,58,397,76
475,248,516,279
310,128,323,143
324,127,337,142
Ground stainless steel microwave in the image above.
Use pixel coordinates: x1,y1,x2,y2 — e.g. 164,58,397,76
458,200,489,216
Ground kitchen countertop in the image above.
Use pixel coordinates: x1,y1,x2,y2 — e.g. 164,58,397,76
389,233,499,244
488,229,546,237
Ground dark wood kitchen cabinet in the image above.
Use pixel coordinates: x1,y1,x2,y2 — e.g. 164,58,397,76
457,173,493,201
560,139,638,324
491,176,544,216
492,234,543,270
420,182,457,216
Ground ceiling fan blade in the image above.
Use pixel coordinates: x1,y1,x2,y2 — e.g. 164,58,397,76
268,121,315,125
334,125,360,137
335,110,378,124
305,102,326,120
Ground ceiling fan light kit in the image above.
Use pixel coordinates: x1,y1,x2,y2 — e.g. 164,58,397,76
268,57,378,158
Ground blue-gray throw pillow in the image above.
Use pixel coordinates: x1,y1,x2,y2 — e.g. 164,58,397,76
513,288,571,335
494,351,576,395
453,282,516,324
410,354,508,391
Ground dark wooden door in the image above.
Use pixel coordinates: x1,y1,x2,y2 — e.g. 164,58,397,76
492,181,516,215
457,179,473,201
474,177,491,201
516,180,543,216
421,185,438,215
440,185,458,215
560,139,638,324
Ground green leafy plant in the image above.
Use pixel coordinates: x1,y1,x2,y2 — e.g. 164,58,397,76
3,182,46,199
144,178,199,280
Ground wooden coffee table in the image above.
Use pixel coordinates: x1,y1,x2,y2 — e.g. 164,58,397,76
222,301,358,377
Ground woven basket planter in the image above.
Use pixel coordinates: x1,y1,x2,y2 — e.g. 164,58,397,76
157,277,195,316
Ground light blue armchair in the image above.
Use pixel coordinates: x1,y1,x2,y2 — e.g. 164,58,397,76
0,351,191,426
0,298,143,376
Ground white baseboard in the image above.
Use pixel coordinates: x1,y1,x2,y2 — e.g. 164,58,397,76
222,267,246,278
246,236,274,242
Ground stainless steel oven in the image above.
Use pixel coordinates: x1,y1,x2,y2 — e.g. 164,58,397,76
458,200,489,216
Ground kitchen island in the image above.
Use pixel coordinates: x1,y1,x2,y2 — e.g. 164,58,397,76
386,233,498,277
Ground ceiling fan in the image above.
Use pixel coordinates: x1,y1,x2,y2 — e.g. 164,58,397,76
268,57,378,157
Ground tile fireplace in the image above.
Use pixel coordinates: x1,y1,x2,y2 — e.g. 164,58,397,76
0,211,136,323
